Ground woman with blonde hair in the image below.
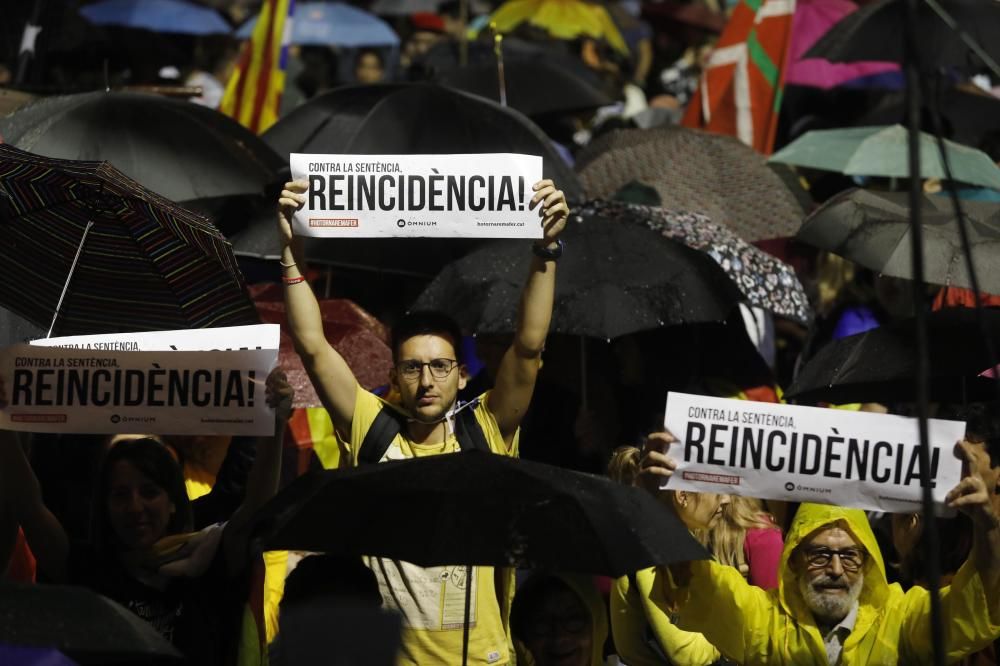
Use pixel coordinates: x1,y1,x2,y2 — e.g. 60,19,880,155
607,439,728,666
708,496,783,591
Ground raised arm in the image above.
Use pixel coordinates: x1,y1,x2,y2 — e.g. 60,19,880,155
224,368,293,571
487,180,568,445
278,182,358,435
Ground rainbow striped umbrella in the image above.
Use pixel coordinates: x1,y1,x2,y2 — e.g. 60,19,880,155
0,144,258,337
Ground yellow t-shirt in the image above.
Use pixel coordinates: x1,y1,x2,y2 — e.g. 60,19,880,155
347,386,518,666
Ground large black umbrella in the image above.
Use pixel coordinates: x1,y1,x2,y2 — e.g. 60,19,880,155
575,126,805,241
0,144,258,336
786,307,1000,404
797,187,1000,294
262,83,583,202
412,212,744,339
0,582,183,664
803,0,1000,71
586,199,812,325
254,450,707,576
432,49,616,119
0,92,286,236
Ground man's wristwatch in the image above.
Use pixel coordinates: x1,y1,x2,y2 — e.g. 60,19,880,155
532,239,564,260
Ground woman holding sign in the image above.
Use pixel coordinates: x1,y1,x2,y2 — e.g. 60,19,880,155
0,369,293,666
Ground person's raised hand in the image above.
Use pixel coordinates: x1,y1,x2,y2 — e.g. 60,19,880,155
530,179,569,247
265,368,294,426
638,430,678,494
277,180,308,249
947,440,1000,528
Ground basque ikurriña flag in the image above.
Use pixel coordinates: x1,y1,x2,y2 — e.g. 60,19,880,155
682,0,795,155
220,0,295,134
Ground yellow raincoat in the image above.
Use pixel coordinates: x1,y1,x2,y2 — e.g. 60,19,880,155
657,503,1000,664
513,573,608,666
611,567,720,666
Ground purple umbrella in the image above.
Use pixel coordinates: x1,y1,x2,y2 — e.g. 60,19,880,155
785,0,898,90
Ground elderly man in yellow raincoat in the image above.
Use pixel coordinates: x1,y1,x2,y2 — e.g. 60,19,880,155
643,441,1000,665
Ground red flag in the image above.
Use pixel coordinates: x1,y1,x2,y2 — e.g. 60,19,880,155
682,0,796,154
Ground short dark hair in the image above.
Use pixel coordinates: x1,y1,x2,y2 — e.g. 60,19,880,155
94,437,193,555
390,310,464,363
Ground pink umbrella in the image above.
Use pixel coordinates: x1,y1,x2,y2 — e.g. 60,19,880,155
785,0,898,89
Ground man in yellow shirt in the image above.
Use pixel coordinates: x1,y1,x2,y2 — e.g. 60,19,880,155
277,178,568,665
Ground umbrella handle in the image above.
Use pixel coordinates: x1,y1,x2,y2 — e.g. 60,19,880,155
47,221,93,338
461,564,472,666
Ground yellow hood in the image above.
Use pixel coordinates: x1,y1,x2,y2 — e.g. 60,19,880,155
777,503,888,618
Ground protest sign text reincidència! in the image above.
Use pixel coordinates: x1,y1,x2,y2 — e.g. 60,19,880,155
663,392,966,514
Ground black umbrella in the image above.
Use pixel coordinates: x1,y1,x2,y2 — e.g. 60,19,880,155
0,144,258,336
859,86,1000,149
412,212,745,339
433,50,616,118
803,0,1000,71
786,307,1000,404
0,582,183,664
0,91,286,236
262,83,583,202
254,450,707,576
797,187,1000,294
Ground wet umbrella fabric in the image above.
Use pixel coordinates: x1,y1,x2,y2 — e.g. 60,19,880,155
235,1,399,47
859,86,1000,149
0,92,286,236
587,199,812,325
412,212,744,339
803,0,1000,70
79,0,231,35
575,126,804,241
797,188,1000,294
434,56,615,118
0,144,257,336
254,450,708,576
0,582,183,664
786,307,1000,404
769,124,1000,189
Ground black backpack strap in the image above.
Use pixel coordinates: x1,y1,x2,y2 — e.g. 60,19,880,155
357,406,406,465
454,400,491,453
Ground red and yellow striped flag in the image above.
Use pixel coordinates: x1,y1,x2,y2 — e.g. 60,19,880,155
220,0,295,134
682,0,796,155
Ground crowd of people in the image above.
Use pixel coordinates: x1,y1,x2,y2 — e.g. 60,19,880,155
2,0,1000,665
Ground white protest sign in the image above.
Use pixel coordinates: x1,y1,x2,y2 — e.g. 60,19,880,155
662,392,966,514
289,153,544,238
12,326,281,435
30,324,280,354
0,345,278,437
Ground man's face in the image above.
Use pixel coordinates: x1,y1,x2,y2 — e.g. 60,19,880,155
391,334,466,423
796,526,865,626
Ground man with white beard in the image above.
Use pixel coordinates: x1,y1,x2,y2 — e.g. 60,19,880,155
640,442,1000,664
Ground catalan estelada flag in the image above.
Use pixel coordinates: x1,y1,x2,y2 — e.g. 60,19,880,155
220,0,295,134
682,0,795,154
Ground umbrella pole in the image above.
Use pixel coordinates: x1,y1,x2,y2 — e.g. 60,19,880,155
903,2,944,665
580,336,588,411
46,221,94,338
461,565,472,666
491,27,507,107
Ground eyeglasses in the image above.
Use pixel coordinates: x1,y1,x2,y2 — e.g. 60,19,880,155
802,547,866,572
396,358,458,380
